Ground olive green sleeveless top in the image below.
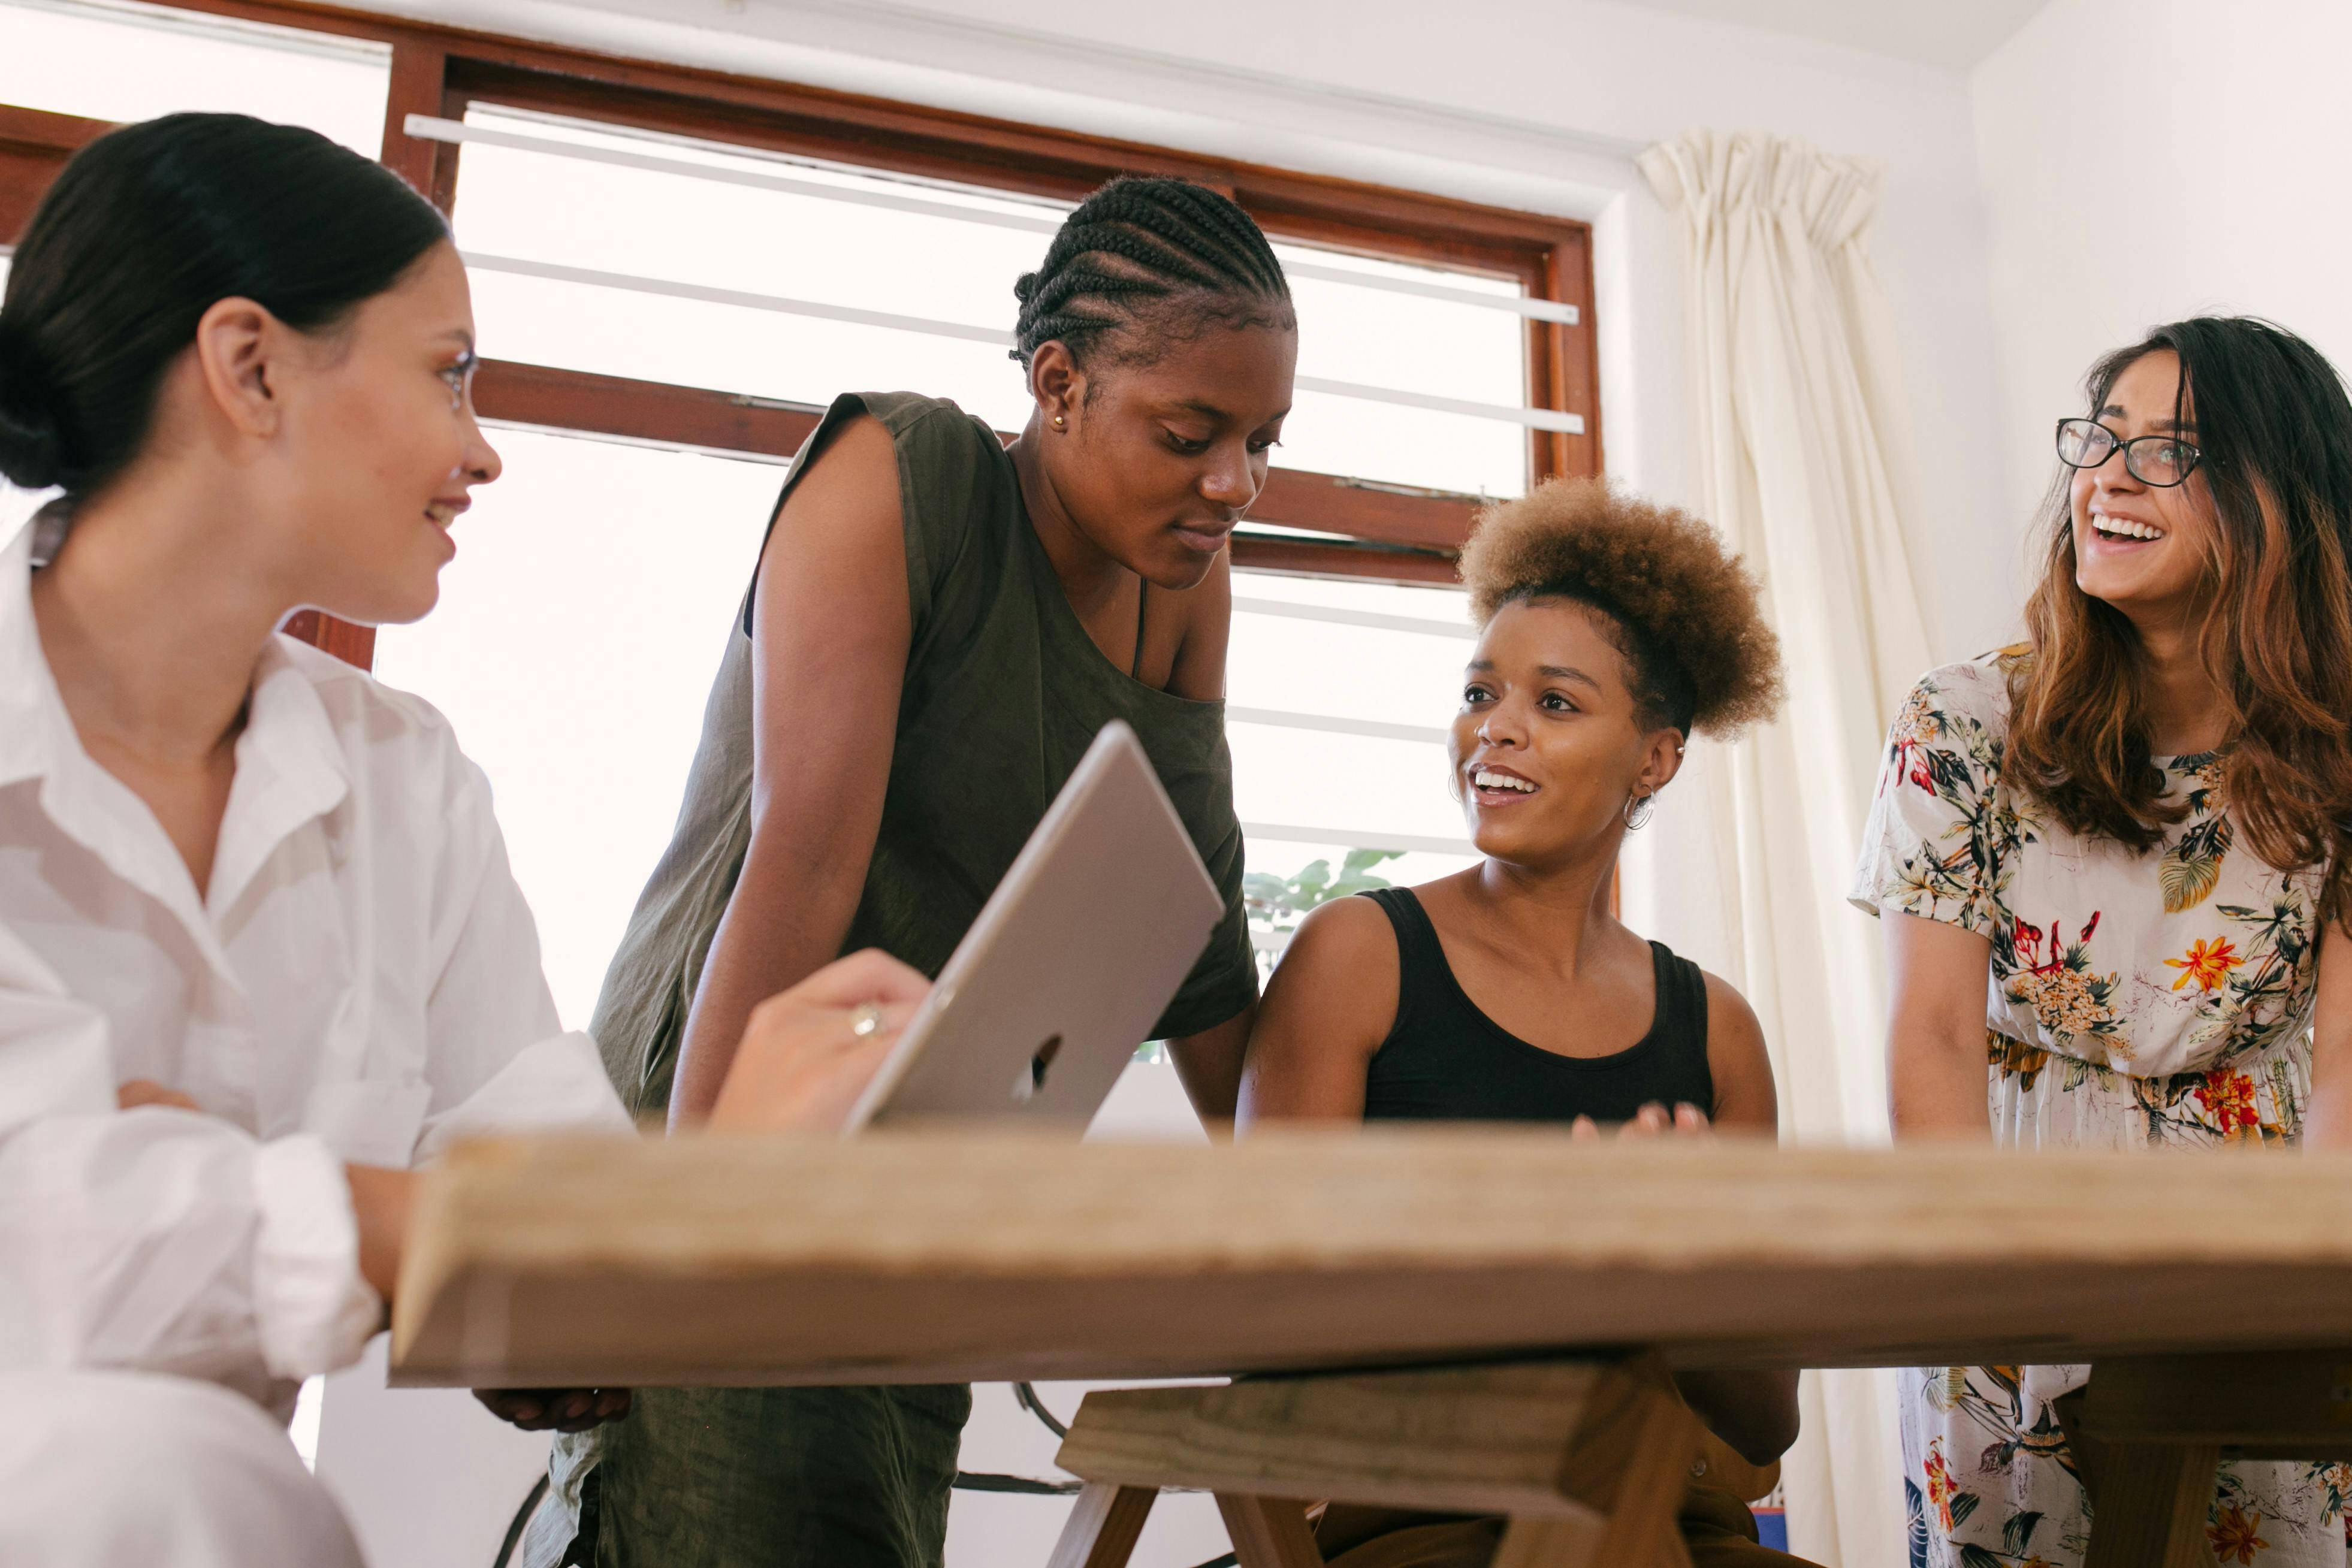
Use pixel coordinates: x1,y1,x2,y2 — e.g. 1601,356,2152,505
590,391,1255,1116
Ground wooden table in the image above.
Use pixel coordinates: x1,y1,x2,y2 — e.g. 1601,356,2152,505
392,1129,2352,1565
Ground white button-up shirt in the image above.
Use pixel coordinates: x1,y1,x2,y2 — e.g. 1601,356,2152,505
0,516,630,1416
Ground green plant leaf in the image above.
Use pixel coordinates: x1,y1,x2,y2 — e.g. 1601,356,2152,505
1242,872,1292,905
1341,847,1404,875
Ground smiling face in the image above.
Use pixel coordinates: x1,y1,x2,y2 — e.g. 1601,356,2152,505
2071,349,2220,620
1035,319,1296,590
261,241,501,626
1448,597,1686,868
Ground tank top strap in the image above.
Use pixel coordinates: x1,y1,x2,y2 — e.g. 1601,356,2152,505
1360,886,1444,1044
1646,941,1713,1086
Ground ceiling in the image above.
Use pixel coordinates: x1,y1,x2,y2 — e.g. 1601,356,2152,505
1605,0,2055,68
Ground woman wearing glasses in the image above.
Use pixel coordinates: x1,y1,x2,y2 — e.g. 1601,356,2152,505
1853,318,2352,1567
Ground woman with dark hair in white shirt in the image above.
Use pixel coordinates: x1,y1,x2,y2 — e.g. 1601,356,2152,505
0,112,922,1566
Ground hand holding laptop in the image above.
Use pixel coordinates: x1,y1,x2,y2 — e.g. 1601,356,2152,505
703,721,1220,1139
708,948,931,1134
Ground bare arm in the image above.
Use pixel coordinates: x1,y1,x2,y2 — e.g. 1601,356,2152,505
668,418,912,1128
2307,919,2352,1150
1236,897,1398,1127
1699,971,1778,1134
1169,1004,1256,1132
1156,551,1261,1128
1672,974,1799,1467
1883,912,1996,1141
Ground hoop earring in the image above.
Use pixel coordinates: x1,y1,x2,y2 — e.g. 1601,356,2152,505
1624,791,1657,831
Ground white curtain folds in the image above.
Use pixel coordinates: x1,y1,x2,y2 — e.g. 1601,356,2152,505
1636,129,1933,1568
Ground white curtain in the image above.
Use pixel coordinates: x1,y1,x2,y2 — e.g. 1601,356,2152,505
1635,129,1931,1568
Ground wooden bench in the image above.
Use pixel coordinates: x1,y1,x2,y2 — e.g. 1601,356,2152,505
1043,1357,1746,1568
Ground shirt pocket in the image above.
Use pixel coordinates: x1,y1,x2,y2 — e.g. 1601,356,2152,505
303,1078,433,1168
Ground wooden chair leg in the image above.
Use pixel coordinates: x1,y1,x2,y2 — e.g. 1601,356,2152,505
2079,1443,2218,1568
1493,1515,1607,1568
1587,1392,1701,1567
1214,1493,1326,1568
1047,1482,1160,1568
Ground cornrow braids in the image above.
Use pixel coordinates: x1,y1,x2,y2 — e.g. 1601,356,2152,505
1012,175,1293,369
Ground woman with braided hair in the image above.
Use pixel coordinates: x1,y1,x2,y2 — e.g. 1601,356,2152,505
527,176,1296,1567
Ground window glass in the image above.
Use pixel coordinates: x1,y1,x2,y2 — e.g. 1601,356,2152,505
1224,571,1479,970
370,428,780,1028
0,0,389,153
452,107,1532,499
370,426,1481,1024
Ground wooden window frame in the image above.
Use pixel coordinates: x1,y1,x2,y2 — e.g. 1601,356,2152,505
2,0,1601,667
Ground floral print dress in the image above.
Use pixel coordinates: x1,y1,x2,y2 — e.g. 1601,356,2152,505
1850,652,2350,1568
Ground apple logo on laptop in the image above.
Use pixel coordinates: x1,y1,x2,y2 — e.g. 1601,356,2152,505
1011,1035,1063,1104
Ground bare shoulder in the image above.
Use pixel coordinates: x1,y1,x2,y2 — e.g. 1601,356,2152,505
1243,892,1400,1123
1698,966,1779,1131
1284,891,1396,969
1261,894,1400,1043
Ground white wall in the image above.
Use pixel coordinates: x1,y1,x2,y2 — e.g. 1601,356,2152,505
1973,0,2352,527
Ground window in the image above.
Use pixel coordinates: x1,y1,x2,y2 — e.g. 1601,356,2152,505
369,431,781,1025
1,0,1596,1018
0,0,1598,1028
0,0,386,153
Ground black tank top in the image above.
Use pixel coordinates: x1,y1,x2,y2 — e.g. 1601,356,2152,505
1358,887,1716,1125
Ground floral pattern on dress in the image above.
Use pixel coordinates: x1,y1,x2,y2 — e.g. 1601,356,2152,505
1857,653,2339,1568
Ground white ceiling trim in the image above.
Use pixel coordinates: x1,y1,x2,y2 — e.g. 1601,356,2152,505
325,0,1647,220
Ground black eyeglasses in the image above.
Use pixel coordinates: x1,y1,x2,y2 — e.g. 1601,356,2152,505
2055,418,2202,487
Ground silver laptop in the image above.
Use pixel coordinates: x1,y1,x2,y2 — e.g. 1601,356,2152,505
843,720,1225,1132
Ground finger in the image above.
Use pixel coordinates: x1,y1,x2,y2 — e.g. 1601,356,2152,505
1617,1104,1667,1141
822,998,925,1053
1569,1115,1600,1143
1674,1102,1711,1133
117,1080,198,1111
794,949,932,1010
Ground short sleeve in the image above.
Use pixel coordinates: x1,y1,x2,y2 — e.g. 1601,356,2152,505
1849,660,2012,936
1151,814,1257,1039
739,392,995,646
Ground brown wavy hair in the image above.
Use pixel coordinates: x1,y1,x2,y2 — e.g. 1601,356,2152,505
1459,477,1783,739
2007,317,2352,925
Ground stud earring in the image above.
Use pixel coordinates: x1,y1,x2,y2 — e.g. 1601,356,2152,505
1052,413,1067,431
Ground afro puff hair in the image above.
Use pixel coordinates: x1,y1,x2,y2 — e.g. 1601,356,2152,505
1457,478,1784,739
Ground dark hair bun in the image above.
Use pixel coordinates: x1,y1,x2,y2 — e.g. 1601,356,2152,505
1012,270,1040,306
0,111,448,499
0,321,65,491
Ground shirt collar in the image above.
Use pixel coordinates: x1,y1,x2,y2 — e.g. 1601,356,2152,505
0,513,354,969
0,515,71,794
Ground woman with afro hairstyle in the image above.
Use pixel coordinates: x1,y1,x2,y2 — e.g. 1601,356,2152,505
1241,477,1811,1568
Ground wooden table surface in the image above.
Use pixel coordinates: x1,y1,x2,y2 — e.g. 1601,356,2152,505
388,1128,2352,1389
